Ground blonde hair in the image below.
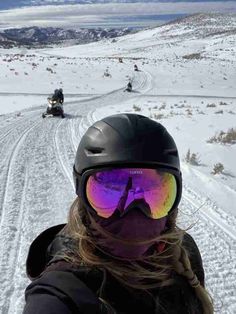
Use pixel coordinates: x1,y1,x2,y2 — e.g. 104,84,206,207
63,197,213,314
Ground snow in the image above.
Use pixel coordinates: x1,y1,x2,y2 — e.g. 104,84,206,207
0,13,235,314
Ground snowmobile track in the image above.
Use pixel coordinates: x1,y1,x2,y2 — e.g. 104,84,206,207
0,120,41,313
53,120,74,189
0,120,40,230
183,193,236,242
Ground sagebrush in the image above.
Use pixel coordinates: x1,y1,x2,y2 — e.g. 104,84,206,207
212,163,224,175
185,149,201,165
207,128,236,145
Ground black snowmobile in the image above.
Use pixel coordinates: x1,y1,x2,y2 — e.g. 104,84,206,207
134,64,139,72
125,82,132,92
42,97,65,119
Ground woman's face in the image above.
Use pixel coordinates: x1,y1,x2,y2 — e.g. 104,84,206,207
86,204,168,260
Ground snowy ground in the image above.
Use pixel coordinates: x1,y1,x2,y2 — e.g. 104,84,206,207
0,14,235,314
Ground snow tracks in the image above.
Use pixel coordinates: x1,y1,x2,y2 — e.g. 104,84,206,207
0,69,151,314
180,189,236,313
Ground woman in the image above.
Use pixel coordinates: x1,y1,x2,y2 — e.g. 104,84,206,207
24,113,213,314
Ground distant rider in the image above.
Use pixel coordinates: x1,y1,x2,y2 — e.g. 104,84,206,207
52,88,64,104
127,81,132,91
134,64,139,71
57,88,64,104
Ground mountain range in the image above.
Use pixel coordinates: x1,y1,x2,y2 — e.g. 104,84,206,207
0,26,132,48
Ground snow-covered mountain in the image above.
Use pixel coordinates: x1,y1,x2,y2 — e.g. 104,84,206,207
0,26,132,48
166,12,236,37
0,13,235,314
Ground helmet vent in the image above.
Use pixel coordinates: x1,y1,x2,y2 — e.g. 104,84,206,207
164,149,178,157
85,147,104,155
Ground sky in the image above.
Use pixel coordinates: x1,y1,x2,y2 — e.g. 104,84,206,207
0,1,236,29
0,0,236,10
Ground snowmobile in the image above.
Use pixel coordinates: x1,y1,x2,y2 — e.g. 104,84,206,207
125,82,132,92
42,97,65,119
134,64,139,72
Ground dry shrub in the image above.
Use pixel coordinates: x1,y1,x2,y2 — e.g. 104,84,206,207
182,53,202,60
185,149,201,166
197,110,205,115
186,109,192,116
133,105,141,112
206,103,216,108
103,69,112,77
159,104,166,110
211,163,224,175
207,128,236,145
153,113,164,120
46,67,54,73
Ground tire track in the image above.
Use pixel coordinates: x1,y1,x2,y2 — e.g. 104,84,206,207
0,127,17,144
4,167,30,314
0,119,40,230
133,70,153,94
8,117,77,311
54,120,74,189
1,115,75,314
180,189,236,312
0,120,41,313
78,70,154,137
0,112,37,143
183,193,236,242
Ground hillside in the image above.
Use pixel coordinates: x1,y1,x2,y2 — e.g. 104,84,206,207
0,26,132,48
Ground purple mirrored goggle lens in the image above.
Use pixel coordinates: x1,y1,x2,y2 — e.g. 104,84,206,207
85,168,177,219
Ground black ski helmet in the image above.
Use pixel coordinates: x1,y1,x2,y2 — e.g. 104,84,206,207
74,114,182,210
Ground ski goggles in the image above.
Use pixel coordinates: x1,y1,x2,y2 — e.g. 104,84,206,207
74,167,181,220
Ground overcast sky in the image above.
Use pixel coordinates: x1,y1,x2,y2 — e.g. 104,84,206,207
1,0,236,10
0,2,236,29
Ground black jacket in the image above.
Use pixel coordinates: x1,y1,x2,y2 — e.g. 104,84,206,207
23,224,205,314
52,91,64,103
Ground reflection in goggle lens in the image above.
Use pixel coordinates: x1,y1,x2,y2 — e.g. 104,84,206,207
86,168,177,219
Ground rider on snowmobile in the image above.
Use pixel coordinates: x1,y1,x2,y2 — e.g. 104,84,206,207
134,64,139,71
52,88,64,104
127,81,132,92
42,89,65,118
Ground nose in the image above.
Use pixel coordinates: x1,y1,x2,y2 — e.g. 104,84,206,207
120,199,151,218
